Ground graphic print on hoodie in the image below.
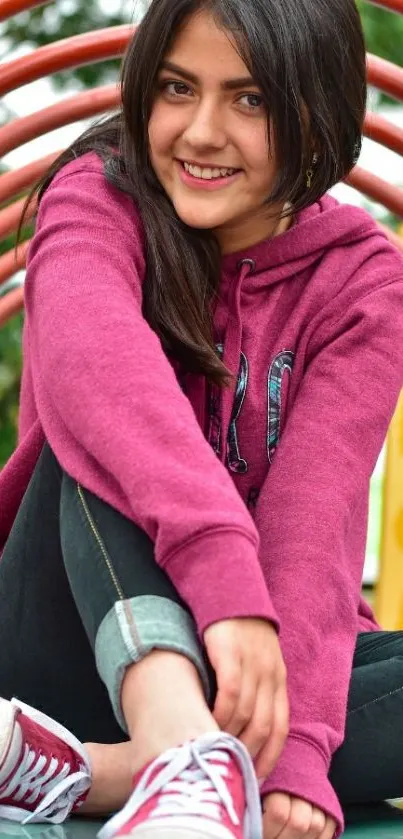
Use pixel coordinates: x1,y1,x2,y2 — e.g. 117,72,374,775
1,152,403,835
207,344,295,508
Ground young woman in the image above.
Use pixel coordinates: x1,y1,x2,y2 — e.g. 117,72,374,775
0,1,403,838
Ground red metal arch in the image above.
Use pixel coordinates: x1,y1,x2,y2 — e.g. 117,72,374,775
0,242,29,291
364,112,403,156
367,54,403,101
347,168,403,217
0,0,49,21
0,286,24,326
0,27,132,98
0,152,60,205
0,85,119,159
370,0,403,12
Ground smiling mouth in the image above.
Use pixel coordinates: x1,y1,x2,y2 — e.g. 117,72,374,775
181,161,240,180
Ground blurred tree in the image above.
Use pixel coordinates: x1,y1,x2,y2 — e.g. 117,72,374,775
358,1,403,70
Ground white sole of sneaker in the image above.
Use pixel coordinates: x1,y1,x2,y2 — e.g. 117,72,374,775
0,698,18,767
101,820,235,839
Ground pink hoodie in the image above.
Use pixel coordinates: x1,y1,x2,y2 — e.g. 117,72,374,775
1,152,403,833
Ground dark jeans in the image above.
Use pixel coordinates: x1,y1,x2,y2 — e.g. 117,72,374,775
1,444,403,808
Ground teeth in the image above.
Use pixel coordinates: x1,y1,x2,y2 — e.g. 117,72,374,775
183,162,235,179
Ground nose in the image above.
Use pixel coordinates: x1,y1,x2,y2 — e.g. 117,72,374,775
182,98,227,151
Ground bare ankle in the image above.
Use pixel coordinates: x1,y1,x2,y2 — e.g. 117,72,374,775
121,650,218,770
80,741,134,815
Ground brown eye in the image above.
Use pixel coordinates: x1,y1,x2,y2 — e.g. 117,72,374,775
162,80,192,97
239,93,264,110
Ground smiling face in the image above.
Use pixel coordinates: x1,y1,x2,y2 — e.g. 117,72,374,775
148,9,284,253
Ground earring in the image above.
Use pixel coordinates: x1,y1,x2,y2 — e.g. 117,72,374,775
306,152,319,189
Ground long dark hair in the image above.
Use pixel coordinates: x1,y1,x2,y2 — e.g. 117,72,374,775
18,0,367,385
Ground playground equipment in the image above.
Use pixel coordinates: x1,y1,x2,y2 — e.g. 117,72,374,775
0,0,402,626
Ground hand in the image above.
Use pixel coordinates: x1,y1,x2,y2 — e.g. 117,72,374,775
203,618,288,779
263,793,337,839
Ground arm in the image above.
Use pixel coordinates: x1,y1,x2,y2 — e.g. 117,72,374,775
257,277,403,834
25,162,278,634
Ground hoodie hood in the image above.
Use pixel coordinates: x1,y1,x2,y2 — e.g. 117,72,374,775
221,195,386,286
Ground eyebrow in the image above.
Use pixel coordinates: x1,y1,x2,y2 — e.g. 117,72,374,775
160,61,257,91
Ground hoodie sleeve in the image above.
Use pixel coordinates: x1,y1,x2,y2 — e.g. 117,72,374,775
258,275,403,835
25,163,278,634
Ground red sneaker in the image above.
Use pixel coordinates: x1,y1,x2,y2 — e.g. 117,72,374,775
0,697,91,824
98,732,262,839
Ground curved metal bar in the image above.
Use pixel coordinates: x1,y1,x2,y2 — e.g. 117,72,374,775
0,0,48,21
0,197,35,240
0,84,119,158
366,0,403,13
0,26,133,97
0,152,60,205
378,223,403,252
0,287,24,326
0,241,29,287
367,54,403,102
364,112,403,156
347,166,403,217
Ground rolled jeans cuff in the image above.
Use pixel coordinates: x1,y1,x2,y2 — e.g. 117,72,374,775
95,595,211,732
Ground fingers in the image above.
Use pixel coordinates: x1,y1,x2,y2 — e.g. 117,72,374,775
237,673,274,760
319,818,337,839
263,792,292,839
254,678,289,778
263,794,337,839
204,617,288,770
277,797,313,839
224,665,258,739
213,653,288,771
213,659,270,757
211,655,242,731
306,808,327,838
215,662,287,764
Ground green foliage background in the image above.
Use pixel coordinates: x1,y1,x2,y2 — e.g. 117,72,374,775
0,1,402,467
357,1,403,72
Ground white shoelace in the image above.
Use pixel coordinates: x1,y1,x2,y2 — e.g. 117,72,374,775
152,749,238,822
98,732,262,839
0,742,89,824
